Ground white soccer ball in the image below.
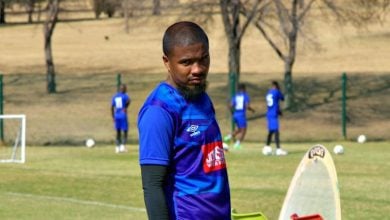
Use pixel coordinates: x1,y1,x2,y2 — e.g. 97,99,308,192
85,138,95,148
333,145,344,155
222,142,229,151
262,146,273,156
357,134,366,143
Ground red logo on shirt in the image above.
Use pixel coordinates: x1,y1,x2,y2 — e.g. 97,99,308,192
202,141,226,173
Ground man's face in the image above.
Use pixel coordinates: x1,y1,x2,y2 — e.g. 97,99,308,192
163,42,210,99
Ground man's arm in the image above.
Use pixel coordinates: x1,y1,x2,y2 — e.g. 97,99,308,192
139,106,174,220
125,95,130,108
111,106,115,119
141,165,169,220
247,103,255,113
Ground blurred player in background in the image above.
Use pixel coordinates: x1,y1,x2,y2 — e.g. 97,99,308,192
138,21,231,220
224,83,255,149
265,81,287,156
111,84,130,153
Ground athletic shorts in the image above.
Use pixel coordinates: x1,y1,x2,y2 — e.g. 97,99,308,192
233,113,247,128
114,117,128,131
267,116,279,131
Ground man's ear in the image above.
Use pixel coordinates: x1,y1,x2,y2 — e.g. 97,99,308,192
162,55,170,72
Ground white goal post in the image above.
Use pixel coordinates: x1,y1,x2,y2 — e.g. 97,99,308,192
0,114,26,163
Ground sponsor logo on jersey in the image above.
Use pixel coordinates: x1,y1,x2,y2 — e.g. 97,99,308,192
201,141,226,173
186,124,201,137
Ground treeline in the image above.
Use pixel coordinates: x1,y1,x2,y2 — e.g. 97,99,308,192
0,0,207,24
1,0,389,112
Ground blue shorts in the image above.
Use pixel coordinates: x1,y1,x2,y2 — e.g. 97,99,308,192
114,117,128,131
267,116,279,131
233,113,247,128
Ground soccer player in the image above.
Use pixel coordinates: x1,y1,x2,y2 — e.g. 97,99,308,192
111,84,130,153
138,21,231,220
224,83,255,149
265,81,287,156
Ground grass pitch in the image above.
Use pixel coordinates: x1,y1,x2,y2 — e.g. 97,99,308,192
1,141,389,219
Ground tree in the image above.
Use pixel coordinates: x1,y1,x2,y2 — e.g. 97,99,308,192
152,0,160,15
243,0,389,110
220,0,262,93
0,0,7,24
26,0,36,23
182,0,261,91
44,0,60,93
245,0,306,110
92,0,120,18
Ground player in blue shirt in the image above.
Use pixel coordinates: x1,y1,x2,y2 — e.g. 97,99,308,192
224,83,255,149
111,84,130,153
265,81,287,156
138,21,231,220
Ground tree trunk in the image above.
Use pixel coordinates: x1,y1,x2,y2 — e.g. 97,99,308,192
44,0,60,94
152,0,161,15
122,0,129,33
283,61,295,111
0,0,5,24
45,38,56,93
37,2,42,22
228,37,240,91
27,0,36,23
220,0,241,94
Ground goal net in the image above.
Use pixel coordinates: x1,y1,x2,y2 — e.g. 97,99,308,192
0,114,26,163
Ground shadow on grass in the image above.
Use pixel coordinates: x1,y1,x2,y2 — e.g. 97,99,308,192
210,73,390,123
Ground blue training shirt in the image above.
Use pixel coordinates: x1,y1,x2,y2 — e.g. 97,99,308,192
138,82,231,220
232,91,250,116
111,92,130,119
266,88,284,118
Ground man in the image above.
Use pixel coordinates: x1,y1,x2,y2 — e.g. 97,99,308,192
138,21,231,220
224,83,255,149
265,81,287,156
111,84,130,153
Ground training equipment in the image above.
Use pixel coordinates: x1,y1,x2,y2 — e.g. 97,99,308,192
333,145,344,155
231,208,268,220
290,213,323,220
357,134,366,143
0,114,26,163
262,146,272,156
85,138,95,148
279,144,341,220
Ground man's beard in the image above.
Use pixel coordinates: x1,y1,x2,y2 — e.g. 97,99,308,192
177,81,208,100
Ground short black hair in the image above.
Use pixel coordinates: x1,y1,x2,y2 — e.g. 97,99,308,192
162,21,209,57
238,83,246,91
272,81,280,90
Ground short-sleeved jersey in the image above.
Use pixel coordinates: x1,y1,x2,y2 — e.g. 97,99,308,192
138,82,231,220
231,91,250,116
111,92,130,119
266,88,284,118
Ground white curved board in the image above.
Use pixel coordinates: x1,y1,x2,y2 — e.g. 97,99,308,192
279,144,341,220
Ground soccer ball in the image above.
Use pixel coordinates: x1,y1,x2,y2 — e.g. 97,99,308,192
333,145,344,155
262,146,273,156
357,134,366,143
85,138,95,148
222,142,229,151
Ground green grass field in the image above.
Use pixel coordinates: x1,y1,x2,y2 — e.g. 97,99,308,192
1,142,389,219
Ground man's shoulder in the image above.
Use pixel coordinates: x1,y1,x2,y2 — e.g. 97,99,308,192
150,82,178,100
143,83,185,111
